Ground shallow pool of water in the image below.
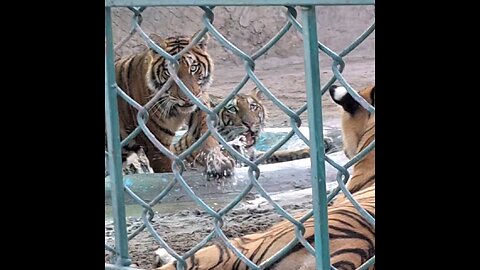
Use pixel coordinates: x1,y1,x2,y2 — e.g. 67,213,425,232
106,127,344,221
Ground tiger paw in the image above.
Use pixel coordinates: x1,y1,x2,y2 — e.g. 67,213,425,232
153,248,175,268
324,136,336,154
203,147,235,179
121,144,154,175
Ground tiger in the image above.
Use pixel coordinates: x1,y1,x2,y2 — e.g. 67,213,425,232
153,84,375,270
120,87,336,175
328,84,375,199
114,32,235,178
213,88,335,164
173,87,336,169
173,87,268,168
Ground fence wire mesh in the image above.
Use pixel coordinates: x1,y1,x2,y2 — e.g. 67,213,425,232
105,1,375,270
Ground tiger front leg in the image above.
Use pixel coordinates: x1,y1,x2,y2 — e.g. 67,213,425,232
201,138,236,179
173,129,235,179
121,143,154,175
186,106,236,179
105,139,154,176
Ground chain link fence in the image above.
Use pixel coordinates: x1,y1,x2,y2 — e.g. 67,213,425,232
105,1,375,269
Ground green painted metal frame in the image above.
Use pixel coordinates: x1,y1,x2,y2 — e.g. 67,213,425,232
301,6,331,269
105,7,132,267
105,0,374,7
105,1,375,270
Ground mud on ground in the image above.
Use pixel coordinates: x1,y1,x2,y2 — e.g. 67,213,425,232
105,188,316,269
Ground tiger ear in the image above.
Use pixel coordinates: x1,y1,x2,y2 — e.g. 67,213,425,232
148,33,166,49
192,31,209,50
329,85,359,115
251,87,263,100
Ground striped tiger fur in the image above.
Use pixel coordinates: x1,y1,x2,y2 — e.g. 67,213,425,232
114,32,235,178
172,87,267,168
173,87,336,169
153,84,375,270
121,87,334,175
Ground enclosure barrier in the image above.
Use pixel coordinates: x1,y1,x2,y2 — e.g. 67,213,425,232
105,1,375,269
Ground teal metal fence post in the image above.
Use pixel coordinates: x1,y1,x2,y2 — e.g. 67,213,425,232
301,5,331,270
105,7,132,267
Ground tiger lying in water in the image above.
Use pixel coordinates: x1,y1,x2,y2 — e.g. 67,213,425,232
122,87,335,174
153,84,375,270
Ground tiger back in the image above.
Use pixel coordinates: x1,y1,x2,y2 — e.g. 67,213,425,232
154,84,375,270
329,84,375,198
114,32,234,178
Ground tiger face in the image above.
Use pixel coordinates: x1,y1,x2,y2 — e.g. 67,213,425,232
329,85,375,159
218,88,266,149
146,33,213,116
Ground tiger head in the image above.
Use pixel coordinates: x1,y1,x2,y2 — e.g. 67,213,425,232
219,88,267,150
329,85,375,159
146,32,213,116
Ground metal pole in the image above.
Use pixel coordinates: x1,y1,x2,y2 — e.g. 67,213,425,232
105,7,131,267
301,5,331,270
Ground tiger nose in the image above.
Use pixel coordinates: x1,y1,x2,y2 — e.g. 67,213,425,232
242,120,254,129
181,97,193,106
